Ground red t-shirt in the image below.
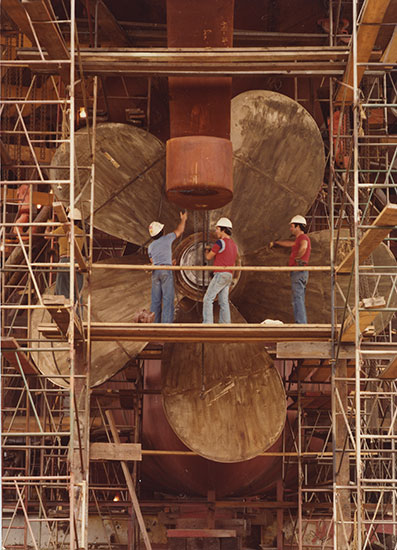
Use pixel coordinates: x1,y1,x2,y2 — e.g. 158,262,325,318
212,238,238,274
289,233,311,266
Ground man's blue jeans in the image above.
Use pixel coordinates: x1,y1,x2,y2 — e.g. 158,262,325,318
291,270,309,324
55,256,84,305
151,270,175,323
203,272,233,324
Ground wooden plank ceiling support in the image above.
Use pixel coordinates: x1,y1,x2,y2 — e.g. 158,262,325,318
105,410,152,550
43,295,84,339
341,297,386,342
379,356,397,379
53,201,87,272
16,46,349,76
90,442,142,461
21,0,69,60
2,0,35,42
87,0,130,46
335,0,392,104
277,341,355,359
1,337,37,374
337,204,397,273
38,323,336,343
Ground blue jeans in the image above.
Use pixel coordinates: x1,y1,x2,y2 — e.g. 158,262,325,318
203,272,233,324
55,257,84,305
151,270,175,323
291,271,308,324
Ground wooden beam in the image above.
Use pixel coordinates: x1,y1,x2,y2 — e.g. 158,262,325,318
2,414,102,432
1,337,37,375
167,530,236,539
38,322,336,343
43,295,84,339
335,0,392,104
337,204,397,273
22,0,69,59
53,201,87,273
379,356,397,379
105,410,152,550
16,46,348,76
90,442,142,461
341,297,386,342
277,341,355,359
2,0,35,42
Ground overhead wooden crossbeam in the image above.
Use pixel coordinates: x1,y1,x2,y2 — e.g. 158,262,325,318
379,356,397,379
21,0,69,60
337,204,397,273
1,337,37,375
43,295,84,339
38,322,336,343
87,0,130,46
341,297,386,342
16,46,349,76
53,201,87,273
335,0,392,104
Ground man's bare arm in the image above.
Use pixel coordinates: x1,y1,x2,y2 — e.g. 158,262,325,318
174,211,188,238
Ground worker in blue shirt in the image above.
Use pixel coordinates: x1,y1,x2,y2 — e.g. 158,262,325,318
148,211,187,323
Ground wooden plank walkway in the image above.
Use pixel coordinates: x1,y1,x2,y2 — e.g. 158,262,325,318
38,322,337,343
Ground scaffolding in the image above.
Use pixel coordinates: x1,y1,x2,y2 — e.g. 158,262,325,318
1,1,397,549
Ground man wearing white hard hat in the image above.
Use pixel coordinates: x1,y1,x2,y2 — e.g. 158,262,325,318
148,211,187,323
202,217,238,324
271,215,311,324
45,206,85,306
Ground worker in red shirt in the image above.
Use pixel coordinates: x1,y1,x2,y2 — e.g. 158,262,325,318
203,217,238,324
271,215,311,324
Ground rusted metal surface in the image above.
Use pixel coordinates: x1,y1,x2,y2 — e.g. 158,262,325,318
49,123,180,245
166,0,234,210
31,254,152,388
233,229,397,331
209,90,325,253
161,304,286,463
166,136,233,209
167,0,234,139
142,358,286,497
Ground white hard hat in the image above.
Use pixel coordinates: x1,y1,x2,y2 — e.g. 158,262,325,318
67,206,82,220
149,221,164,237
290,215,307,226
216,217,233,229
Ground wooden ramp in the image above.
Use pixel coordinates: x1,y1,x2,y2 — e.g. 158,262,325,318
1,337,37,375
37,322,336,343
337,204,397,273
